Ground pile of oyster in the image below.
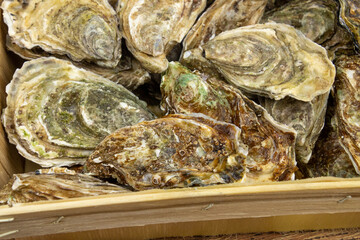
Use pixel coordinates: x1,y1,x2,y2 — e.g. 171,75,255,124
1,0,360,204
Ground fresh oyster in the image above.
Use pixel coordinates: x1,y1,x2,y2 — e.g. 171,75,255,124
261,0,354,59
0,167,129,206
2,57,155,167
2,0,121,68
118,0,206,73
334,55,360,174
260,93,329,164
161,62,297,182
183,0,267,51
86,114,250,190
6,39,150,90
182,23,335,102
339,0,360,50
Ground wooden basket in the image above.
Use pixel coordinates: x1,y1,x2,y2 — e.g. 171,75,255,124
1,5,360,240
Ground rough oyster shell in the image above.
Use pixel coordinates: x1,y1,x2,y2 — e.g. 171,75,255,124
260,93,329,164
161,62,297,182
118,0,206,73
339,0,360,50
183,0,267,52
0,167,129,206
85,114,250,190
2,57,155,167
2,0,122,68
334,55,360,174
184,23,335,102
6,39,150,90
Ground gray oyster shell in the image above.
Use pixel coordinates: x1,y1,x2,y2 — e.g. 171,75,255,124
182,23,335,102
183,0,267,52
85,114,250,190
0,167,129,206
160,62,297,182
118,0,206,73
334,55,360,174
260,93,329,164
2,0,122,68
2,57,155,167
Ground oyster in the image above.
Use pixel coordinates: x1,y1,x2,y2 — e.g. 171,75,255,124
86,114,250,190
118,0,206,73
334,55,360,174
183,23,335,102
2,0,121,68
339,0,360,50
260,93,329,164
161,62,297,182
0,167,129,206
183,0,267,51
265,0,292,11
2,57,155,167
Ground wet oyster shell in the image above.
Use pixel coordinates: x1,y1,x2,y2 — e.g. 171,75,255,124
190,23,335,102
85,114,250,190
260,93,329,164
161,62,297,182
6,39,150,90
0,167,129,206
118,0,206,73
334,55,360,174
183,0,267,52
2,57,155,167
2,0,122,68
339,0,360,50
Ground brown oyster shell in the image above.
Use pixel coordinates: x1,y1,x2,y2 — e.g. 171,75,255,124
160,62,297,183
339,0,360,50
85,114,250,190
183,0,267,52
0,167,129,206
2,0,122,68
334,55,360,174
118,0,206,73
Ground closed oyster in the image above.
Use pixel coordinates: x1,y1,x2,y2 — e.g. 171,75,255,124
85,114,249,190
183,0,267,51
339,0,360,50
118,0,206,73
161,62,297,182
260,93,329,164
2,57,155,167
184,23,335,102
2,0,121,68
334,55,360,174
0,167,129,206
6,39,150,90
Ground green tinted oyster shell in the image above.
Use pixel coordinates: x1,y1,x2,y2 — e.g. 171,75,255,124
186,23,335,102
161,62,297,182
334,55,360,174
183,0,267,52
339,0,360,50
118,0,206,73
85,114,250,190
2,0,122,68
0,167,129,206
2,57,155,167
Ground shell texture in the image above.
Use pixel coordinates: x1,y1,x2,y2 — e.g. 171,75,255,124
339,0,360,50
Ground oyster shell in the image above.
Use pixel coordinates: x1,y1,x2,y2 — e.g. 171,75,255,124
334,55,360,174
2,57,155,167
260,93,329,164
2,0,121,68
184,23,335,102
183,0,267,52
339,0,360,50
161,62,297,182
85,114,250,190
118,0,206,73
0,167,129,206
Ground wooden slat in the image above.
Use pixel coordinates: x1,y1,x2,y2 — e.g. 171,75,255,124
1,178,360,239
